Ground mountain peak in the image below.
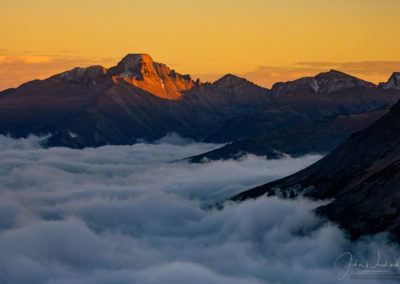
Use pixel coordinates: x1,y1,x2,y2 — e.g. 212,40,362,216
220,73,241,79
119,53,154,68
109,53,156,80
272,69,375,97
108,53,197,100
328,69,345,74
315,69,358,80
379,72,400,90
122,53,153,61
214,74,249,85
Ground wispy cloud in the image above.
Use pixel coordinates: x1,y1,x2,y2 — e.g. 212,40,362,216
0,56,53,64
0,135,398,283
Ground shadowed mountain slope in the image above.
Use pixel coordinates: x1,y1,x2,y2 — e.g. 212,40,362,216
231,76,400,237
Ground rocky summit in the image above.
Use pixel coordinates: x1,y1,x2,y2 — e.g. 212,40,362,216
271,69,376,97
53,53,198,100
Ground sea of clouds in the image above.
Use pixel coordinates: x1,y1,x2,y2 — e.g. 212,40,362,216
0,134,399,284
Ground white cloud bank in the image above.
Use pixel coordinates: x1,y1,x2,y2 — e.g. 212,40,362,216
0,135,399,284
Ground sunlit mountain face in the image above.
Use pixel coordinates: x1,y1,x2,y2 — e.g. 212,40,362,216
52,53,199,100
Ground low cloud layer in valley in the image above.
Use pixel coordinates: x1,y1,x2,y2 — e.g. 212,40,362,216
0,135,399,284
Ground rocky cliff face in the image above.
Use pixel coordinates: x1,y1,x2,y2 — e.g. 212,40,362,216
53,54,198,100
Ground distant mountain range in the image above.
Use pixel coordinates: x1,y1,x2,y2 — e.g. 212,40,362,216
1,54,400,162
190,70,400,161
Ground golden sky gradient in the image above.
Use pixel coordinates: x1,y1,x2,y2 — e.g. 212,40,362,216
1,0,400,90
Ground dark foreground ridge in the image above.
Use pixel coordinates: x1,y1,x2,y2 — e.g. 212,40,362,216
231,79,400,238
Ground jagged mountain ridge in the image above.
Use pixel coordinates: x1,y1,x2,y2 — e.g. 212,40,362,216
206,70,400,143
1,53,400,152
52,54,199,100
187,71,400,162
0,54,271,147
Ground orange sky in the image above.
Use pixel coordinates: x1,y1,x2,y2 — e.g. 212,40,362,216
1,0,400,90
